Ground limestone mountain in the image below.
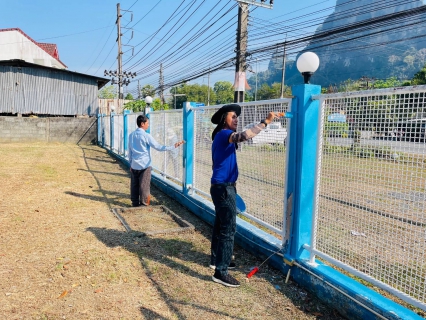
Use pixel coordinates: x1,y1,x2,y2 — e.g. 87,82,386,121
250,0,426,88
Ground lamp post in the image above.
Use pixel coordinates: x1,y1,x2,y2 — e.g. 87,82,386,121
145,96,153,115
296,52,320,84
255,58,258,101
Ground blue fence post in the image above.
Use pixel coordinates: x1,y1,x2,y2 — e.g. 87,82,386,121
110,112,115,151
97,114,101,145
123,110,131,157
288,84,321,261
183,102,195,194
100,114,106,148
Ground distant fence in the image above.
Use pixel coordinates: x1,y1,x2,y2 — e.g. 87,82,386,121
98,99,131,115
98,86,426,318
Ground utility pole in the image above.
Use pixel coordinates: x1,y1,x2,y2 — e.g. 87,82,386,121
280,41,287,98
137,80,140,100
234,3,248,103
207,70,210,106
234,0,273,103
159,63,164,105
104,3,136,103
255,58,258,101
116,3,123,100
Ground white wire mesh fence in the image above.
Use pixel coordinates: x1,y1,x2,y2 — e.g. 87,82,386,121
103,116,110,148
149,110,184,183
113,115,124,156
97,89,426,310
191,100,291,235
313,87,426,307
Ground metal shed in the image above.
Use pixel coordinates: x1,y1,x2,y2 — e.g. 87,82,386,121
0,59,109,116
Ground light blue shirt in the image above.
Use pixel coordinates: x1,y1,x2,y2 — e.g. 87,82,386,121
128,128,174,170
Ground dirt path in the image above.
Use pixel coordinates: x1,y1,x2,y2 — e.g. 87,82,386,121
0,142,343,319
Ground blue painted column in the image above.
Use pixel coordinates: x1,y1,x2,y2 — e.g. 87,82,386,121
182,102,195,194
123,110,131,157
110,112,115,151
288,84,321,261
100,114,106,148
97,114,102,145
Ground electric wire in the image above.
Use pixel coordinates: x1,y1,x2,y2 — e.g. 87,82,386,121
129,0,235,75
125,0,204,69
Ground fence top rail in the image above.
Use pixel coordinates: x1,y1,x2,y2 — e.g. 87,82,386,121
149,109,183,114
313,84,426,100
188,98,293,111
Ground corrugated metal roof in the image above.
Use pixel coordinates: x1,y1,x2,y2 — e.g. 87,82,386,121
0,59,109,89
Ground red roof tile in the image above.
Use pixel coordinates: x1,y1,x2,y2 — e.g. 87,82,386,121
0,28,67,68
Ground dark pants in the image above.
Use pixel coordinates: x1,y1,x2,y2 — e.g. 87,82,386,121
210,184,237,277
130,167,152,206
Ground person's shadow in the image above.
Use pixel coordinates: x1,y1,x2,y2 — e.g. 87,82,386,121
86,226,244,320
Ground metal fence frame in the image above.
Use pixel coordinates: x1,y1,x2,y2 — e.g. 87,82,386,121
307,85,426,311
97,88,426,317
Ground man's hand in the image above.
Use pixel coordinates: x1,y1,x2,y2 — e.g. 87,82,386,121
174,140,185,148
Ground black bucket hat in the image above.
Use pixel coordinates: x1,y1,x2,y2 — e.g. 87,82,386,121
211,104,241,124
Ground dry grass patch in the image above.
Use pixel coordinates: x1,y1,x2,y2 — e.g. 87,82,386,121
0,142,344,319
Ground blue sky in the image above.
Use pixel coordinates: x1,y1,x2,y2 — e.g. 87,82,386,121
0,0,335,95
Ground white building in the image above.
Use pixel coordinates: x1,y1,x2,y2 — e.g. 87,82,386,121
0,28,67,69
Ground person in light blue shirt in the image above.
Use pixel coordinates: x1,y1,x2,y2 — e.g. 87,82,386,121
128,115,184,207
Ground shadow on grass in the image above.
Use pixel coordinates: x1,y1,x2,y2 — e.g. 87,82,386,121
87,226,246,320
64,191,130,208
80,144,344,319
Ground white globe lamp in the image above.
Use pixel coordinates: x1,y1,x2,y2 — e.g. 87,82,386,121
296,52,320,84
145,96,153,105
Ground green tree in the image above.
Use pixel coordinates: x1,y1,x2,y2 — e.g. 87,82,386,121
98,85,117,99
124,98,170,113
125,93,133,100
124,100,146,113
141,84,156,98
168,83,215,108
151,98,170,111
213,81,234,104
372,77,402,89
255,82,290,100
411,64,426,85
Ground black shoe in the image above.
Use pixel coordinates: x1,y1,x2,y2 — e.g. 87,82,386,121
132,203,141,207
212,272,240,288
209,262,236,270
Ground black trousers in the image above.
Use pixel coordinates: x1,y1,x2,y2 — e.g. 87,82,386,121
210,184,237,276
130,166,152,206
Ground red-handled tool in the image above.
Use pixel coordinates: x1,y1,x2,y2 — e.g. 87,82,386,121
247,267,259,278
246,247,283,279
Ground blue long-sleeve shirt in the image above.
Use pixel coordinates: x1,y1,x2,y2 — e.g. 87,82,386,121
128,128,175,170
211,129,238,184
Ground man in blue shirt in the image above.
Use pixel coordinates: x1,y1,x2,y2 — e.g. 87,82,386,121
128,115,184,207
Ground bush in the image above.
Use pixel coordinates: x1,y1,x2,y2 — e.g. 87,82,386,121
324,144,349,154
325,121,349,137
352,145,401,160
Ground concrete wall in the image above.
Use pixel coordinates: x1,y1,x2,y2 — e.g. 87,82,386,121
0,116,97,144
